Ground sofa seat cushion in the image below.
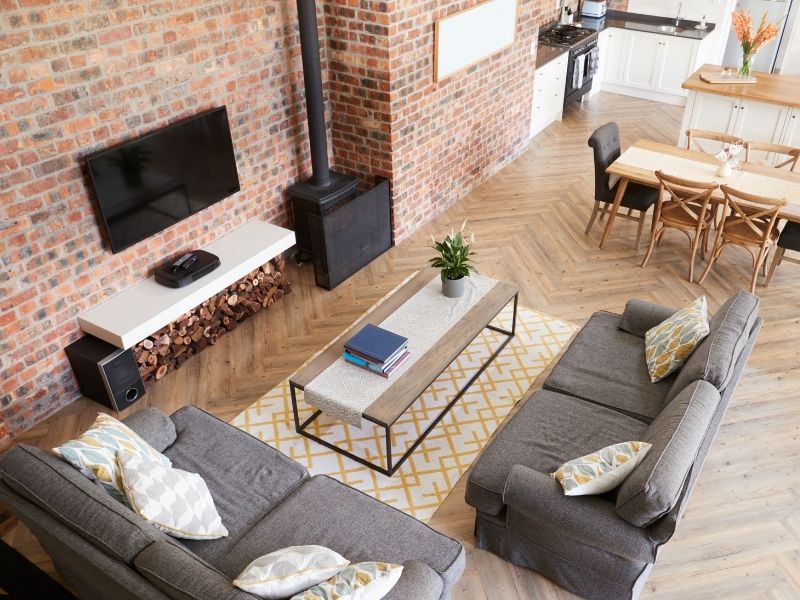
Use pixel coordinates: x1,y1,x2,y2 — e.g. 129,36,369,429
163,407,308,564
212,475,465,597
0,444,168,563
543,311,675,422
616,380,721,527
666,290,759,403
465,390,648,516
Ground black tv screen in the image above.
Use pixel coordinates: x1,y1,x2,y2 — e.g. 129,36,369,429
86,106,240,253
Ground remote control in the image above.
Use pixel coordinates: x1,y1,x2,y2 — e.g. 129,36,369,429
181,254,198,270
171,253,194,273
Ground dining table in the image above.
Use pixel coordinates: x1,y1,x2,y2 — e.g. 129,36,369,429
600,139,800,249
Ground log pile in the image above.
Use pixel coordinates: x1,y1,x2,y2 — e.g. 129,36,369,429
132,257,290,383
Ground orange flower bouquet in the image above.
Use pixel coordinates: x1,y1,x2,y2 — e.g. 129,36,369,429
731,10,781,78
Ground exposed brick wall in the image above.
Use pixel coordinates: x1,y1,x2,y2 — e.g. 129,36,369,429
0,1,326,446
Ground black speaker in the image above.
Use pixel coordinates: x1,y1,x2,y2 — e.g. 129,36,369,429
65,335,145,411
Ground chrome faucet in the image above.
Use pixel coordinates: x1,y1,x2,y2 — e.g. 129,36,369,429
675,2,682,26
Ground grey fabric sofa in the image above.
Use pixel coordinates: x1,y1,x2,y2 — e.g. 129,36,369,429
0,406,465,600
465,291,761,600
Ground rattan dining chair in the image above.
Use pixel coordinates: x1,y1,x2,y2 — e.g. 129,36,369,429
697,185,787,293
685,129,744,155
586,123,659,252
744,141,800,172
641,171,718,282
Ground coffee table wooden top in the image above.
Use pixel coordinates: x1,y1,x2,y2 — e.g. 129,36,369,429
290,269,518,427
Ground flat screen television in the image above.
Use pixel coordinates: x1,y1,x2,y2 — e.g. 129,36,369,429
86,106,240,253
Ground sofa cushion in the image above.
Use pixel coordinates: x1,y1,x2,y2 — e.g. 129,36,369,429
618,298,677,338
213,475,465,598
543,311,675,422
666,290,759,403
465,389,648,516
616,380,721,527
123,407,178,453
0,444,168,563
163,406,308,564
644,296,709,383
134,540,259,600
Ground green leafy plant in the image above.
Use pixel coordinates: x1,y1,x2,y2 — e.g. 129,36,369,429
429,221,477,282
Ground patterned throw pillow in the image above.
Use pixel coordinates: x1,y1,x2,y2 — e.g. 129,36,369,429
290,562,403,600
233,545,349,599
53,413,171,503
551,441,652,496
117,451,228,540
645,296,710,383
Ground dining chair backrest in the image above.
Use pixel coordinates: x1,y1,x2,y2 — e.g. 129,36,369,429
686,129,744,156
744,141,800,172
588,122,621,204
655,171,718,226
718,185,787,242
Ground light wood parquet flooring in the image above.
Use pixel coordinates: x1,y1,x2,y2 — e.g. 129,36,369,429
4,92,800,599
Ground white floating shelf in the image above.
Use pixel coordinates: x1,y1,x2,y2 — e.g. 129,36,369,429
79,220,296,349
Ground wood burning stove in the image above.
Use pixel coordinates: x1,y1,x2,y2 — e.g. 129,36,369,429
288,0,393,290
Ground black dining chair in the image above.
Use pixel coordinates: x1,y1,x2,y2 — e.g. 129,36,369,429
765,221,800,286
586,123,660,252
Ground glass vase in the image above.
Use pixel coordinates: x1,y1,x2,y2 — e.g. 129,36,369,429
738,51,754,78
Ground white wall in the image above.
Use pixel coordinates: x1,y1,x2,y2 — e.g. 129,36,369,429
626,0,737,66
776,1,800,74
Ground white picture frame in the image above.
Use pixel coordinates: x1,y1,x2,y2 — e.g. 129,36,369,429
434,0,519,83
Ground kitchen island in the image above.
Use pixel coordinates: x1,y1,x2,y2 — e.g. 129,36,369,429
679,64,800,152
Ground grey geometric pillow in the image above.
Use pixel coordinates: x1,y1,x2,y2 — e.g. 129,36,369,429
117,450,228,540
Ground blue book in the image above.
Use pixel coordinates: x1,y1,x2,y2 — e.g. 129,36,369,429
344,324,408,364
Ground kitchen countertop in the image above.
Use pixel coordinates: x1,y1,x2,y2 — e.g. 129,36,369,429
683,64,800,109
536,10,716,68
581,10,716,40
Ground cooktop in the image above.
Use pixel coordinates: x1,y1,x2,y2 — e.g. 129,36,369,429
539,24,596,48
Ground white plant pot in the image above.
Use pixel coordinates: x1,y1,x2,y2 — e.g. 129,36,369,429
442,276,465,298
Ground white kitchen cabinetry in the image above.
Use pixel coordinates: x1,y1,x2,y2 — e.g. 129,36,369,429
783,109,800,149
599,29,701,105
679,91,794,161
530,53,568,138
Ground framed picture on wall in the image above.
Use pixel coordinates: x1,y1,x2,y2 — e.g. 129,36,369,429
434,0,519,82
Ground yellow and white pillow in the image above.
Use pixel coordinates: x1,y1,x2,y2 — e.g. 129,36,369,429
234,545,349,599
290,562,403,600
53,413,171,503
551,441,652,496
644,296,709,383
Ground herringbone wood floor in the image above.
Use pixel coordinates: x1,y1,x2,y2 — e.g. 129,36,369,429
4,92,800,599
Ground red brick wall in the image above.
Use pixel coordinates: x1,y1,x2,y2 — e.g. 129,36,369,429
0,1,323,447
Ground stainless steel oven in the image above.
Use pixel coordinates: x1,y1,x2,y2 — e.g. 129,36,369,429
565,37,599,107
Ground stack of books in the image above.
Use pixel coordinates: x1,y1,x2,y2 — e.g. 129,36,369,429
343,324,409,378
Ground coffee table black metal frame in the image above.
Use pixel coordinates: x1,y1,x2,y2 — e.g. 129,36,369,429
289,293,518,476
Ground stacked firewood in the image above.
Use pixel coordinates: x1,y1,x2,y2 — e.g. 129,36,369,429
133,257,290,383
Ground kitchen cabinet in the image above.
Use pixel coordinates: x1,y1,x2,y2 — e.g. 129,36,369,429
598,29,701,105
784,109,800,149
530,53,568,138
680,91,792,153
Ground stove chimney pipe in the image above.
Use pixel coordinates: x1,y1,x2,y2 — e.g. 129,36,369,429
296,0,331,189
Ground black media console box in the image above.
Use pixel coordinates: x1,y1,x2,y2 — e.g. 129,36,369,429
155,249,220,288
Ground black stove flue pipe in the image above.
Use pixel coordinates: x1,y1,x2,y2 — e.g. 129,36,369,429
296,0,331,189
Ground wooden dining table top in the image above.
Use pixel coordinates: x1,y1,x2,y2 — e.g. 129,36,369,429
607,139,800,223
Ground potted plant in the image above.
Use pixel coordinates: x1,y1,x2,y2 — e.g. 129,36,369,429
429,221,476,298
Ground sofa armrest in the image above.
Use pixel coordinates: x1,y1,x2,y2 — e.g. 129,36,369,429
502,465,657,563
618,299,677,338
135,540,259,600
383,560,444,600
122,407,177,453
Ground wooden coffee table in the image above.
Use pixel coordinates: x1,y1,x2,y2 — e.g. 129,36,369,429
289,269,518,476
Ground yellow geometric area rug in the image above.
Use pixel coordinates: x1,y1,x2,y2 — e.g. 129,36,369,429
232,304,576,523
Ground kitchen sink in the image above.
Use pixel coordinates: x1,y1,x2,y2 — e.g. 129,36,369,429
657,25,685,33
